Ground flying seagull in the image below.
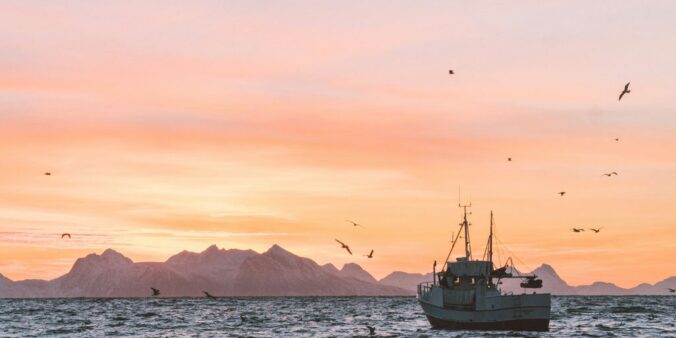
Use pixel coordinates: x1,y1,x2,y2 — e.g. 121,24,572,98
668,288,675,293
615,138,620,142
611,172,618,175
61,233,71,239
590,227,603,233
572,228,585,233
508,157,512,162
364,250,374,258
448,70,454,75
346,220,364,228
150,287,160,296
559,192,566,197
203,291,215,298
366,325,376,335
44,172,51,176
335,239,352,255
618,82,631,101
603,173,612,177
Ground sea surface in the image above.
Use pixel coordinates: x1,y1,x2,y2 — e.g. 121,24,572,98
0,296,673,337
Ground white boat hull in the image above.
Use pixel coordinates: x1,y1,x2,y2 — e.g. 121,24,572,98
419,300,550,331
418,285,551,331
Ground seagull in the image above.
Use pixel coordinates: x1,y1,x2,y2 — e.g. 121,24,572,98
366,325,376,335
448,70,454,75
44,172,51,176
603,173,612,177
572,228,585,233
590,227,603,233
335,239,352,255
618,82,631,101
508,157,512,162
61,233,71,239
203,291,215,298
364,250,374,258
150,287,160,296
346,220,364,228
615,138,620,142
668,288,675,293
559,192,566,197
611,172,618,175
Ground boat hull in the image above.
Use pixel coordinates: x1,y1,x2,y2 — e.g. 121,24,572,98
418,289,551,332
426,315,549,332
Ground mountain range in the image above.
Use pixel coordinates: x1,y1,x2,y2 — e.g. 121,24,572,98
0,245,673,297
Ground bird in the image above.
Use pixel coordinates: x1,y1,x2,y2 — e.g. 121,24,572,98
366,325,376,335
61,233,71,239
364,250,374,258
448,70,454,75
590,227,603,233
203,291,215,298
618,82,631,101
44,172,51,176
508,157,512,162
668,288,675,293
150,287,160,296
335,239,352,255
558,192,566,197
611,172,618,175
346,220,364,228
603,173,612,177
615,138,620,142
572,228,585,233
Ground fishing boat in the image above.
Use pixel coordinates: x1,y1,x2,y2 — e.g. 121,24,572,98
417,205,551,331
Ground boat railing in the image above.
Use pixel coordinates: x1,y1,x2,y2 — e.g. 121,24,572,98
417,281,435,299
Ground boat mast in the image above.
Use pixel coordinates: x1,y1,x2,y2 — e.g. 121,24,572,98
460,204,472,259
488,211,493,268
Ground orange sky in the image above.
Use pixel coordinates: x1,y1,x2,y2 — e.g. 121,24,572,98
1,1,675,288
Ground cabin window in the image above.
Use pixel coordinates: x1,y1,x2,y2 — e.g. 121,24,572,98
453,277,460,285
470,278,476,285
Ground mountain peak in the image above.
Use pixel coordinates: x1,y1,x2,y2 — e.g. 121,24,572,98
100,249,133,264
532,263,560,278
266,244,294,256
535,263,555,273
0,273,11,283
340,263,377,283
341,263,364,271
203,244,223,254
68,248,133,275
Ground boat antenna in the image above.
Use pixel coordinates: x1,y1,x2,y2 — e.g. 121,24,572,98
457,186,472,259
440,188,472,274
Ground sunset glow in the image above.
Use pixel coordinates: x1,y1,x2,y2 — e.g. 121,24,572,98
1,1,675,288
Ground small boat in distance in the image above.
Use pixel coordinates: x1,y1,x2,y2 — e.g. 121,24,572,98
417,205,551,331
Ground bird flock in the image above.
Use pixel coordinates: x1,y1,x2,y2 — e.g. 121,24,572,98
333,223,378,335
493,79,634,235
334,220,374,258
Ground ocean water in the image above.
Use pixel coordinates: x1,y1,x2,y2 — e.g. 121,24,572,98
0,296,673,337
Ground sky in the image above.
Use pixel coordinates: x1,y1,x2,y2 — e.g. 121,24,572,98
0,1,675,288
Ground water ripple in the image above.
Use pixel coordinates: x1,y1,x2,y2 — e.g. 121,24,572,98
0,296,673,337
